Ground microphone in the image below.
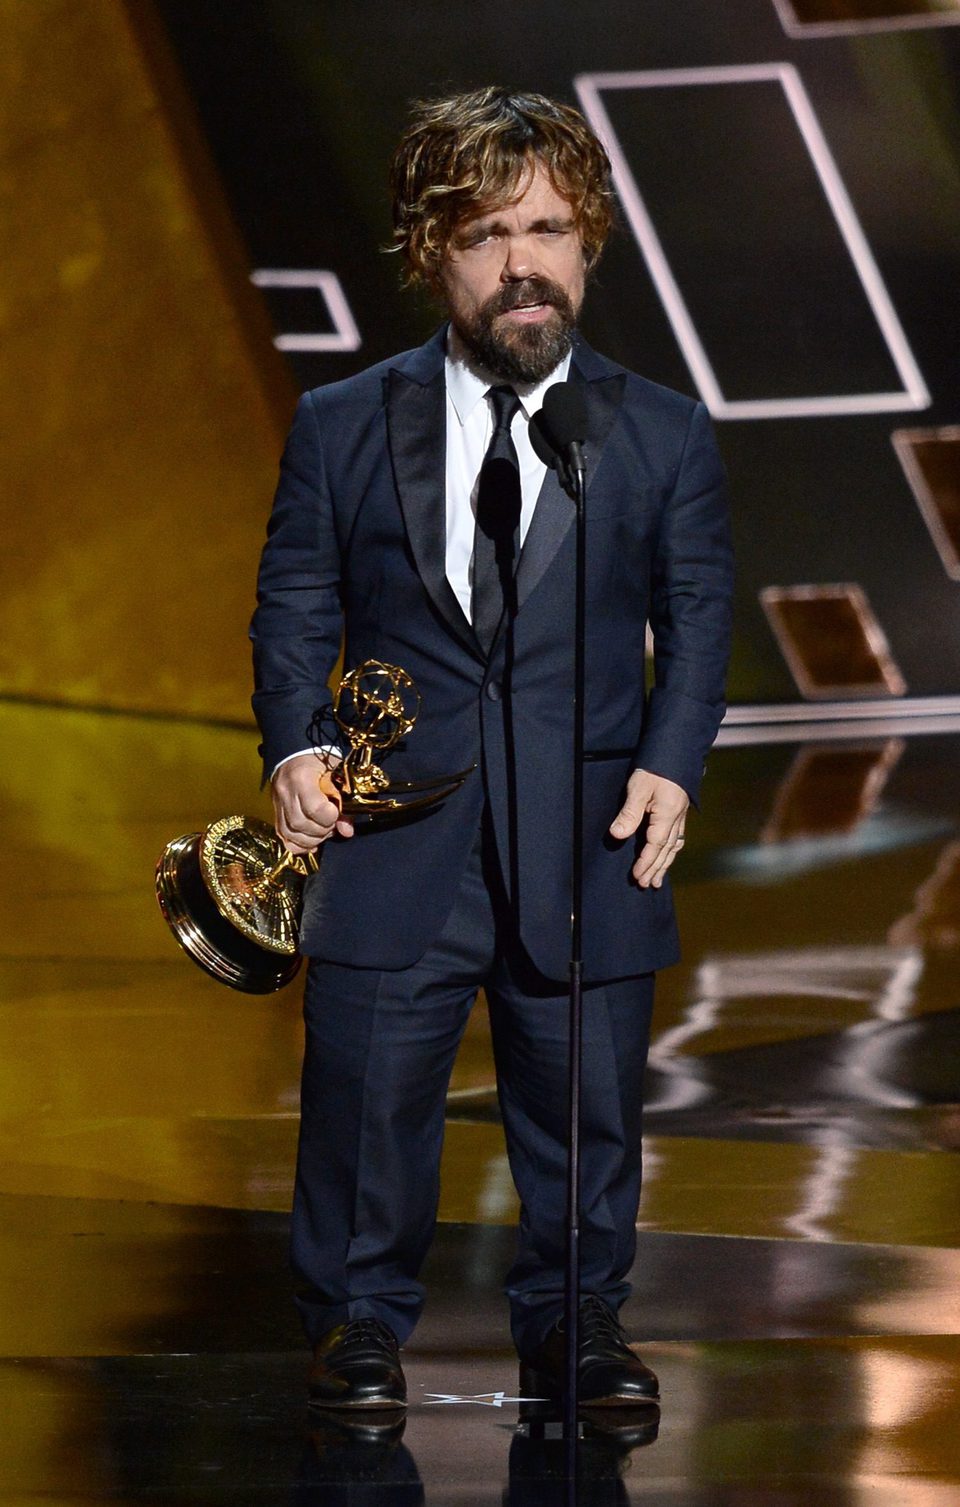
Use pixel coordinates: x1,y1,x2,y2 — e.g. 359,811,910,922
529,382,587,495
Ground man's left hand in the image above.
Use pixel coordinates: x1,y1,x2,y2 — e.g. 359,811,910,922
609,769,690,889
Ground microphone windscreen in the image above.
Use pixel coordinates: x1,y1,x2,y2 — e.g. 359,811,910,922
529,409,559,468
541,382,587,450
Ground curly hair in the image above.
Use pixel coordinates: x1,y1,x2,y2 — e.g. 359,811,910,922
389,86,614,285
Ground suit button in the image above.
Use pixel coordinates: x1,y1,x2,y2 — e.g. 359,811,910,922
486,680,502,702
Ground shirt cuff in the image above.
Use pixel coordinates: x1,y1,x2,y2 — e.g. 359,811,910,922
270,746,341,781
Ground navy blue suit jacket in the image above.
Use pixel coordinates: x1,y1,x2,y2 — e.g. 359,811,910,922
251,327,733,981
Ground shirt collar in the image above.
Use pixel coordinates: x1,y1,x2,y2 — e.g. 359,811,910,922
444,324,573,426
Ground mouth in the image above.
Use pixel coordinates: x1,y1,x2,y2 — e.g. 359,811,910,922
499,300,554,324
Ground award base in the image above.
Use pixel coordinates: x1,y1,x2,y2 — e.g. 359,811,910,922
156,819,304,994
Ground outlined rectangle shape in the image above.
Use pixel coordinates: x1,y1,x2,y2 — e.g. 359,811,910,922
774,0,960,37
892,426,960,580
250,269,361,353
760,583,907,699
574,66,930,420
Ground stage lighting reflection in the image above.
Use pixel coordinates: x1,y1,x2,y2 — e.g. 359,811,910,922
761,738,904,842
890,841,960,949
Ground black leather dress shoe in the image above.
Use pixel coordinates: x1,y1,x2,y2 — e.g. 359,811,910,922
308,1317,407,1409
518,1296,659,1408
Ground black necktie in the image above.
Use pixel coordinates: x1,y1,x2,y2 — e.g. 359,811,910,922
472,385,522,653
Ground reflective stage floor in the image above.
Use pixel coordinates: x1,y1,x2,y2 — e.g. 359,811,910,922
2,699,959,1502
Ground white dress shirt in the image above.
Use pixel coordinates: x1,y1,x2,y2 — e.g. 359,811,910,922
443,326,571,620
272,330,571,775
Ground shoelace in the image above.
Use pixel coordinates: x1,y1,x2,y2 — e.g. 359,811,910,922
577,1297,625,1343
334,1318,397,1354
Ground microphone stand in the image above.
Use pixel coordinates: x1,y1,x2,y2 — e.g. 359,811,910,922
529,395,589,1491
562,446,587,1480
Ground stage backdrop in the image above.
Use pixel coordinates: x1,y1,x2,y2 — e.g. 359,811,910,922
152,0,960,706
3,0,960,718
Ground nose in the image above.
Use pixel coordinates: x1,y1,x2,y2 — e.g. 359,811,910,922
501,232,536,281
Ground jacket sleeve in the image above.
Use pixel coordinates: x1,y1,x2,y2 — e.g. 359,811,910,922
633,400,734,806
249,391,343,782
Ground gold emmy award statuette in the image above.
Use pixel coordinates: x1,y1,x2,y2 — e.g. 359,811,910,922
155,660,473,993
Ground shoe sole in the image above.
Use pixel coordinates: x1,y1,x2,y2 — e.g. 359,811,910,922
519,1365,659,1409
307,1395,408,1411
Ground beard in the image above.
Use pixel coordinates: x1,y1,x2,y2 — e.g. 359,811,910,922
452,276,578,384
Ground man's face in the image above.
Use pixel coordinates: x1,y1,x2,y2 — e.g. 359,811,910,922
437,160,586,384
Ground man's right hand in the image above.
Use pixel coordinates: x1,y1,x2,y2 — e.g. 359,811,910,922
271,753,355,855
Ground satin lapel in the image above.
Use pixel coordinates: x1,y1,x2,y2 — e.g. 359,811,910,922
514,369,627,615
386,365,481,659
513,462,573,616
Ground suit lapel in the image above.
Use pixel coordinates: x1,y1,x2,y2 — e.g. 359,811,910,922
513,462,571,615
385,331,627,659
514,359,627,616
386,356,482,660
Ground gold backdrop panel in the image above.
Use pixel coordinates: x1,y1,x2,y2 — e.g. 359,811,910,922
0,700,497,1218
0,0,294,719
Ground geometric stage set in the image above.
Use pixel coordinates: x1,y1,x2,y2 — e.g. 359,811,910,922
2,1,959,1501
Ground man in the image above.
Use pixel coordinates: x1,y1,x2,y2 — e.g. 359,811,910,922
251,87,733,1411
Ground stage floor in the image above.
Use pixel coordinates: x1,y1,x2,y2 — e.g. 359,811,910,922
2,698,959,1502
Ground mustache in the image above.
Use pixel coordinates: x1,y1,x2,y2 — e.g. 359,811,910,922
483,277,572,319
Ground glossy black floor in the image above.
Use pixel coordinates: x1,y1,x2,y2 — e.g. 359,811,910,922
4,1212,959,1502
2,708,959,1502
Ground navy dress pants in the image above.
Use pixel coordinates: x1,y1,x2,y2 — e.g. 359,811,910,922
290,820,654,1359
